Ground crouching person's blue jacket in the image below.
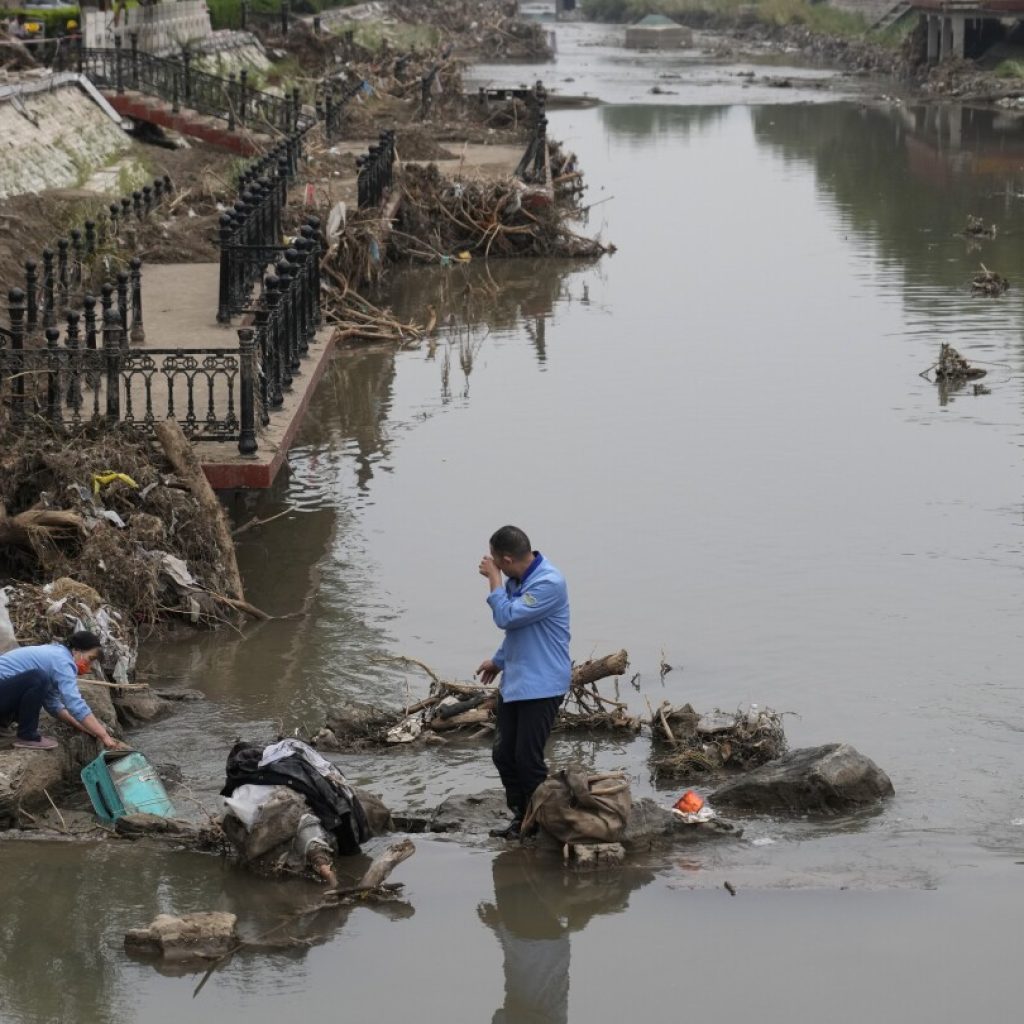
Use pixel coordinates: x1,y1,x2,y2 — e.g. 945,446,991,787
487,553,571,702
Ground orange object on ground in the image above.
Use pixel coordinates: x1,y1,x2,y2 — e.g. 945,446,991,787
673,790,704,814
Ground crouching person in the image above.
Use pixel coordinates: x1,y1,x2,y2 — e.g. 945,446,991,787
0,631,125,752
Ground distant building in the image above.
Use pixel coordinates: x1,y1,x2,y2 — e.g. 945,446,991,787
624,13,692,50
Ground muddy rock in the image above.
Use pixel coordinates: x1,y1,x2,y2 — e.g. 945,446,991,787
710,743,894,815
124,912,238,961
113,686,173,726
353,787,394,835
429,788,511,833
114,813,224,849
621,797,739,850
0,748,64,826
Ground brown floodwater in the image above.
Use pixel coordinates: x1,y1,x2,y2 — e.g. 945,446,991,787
5,20,1024,1024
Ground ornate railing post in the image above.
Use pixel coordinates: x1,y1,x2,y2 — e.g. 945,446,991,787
129,257,145,343
130,31,140,90
84,220,97,256
132,190,143,220
83,294,97,351
57,239,69,312
227,72,237,132
142,185,153,217
281,0,290,37
65,309,82,416
76,34,84,75
264,275,284,406
102,307,122,424
114,34,124,94
8,288,25,423
239,68,248,126
292,240,310,357
24,260,37,332
42,248,55,329
291,88,301,133
238,328,258,455
70,229,83,293
45,326,62,426
182,46,193,103
217,214,234,324
274,261,295,390
116,270,130,347
252,302,272,424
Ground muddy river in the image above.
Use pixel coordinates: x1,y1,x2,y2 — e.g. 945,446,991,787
4,20,1024,1024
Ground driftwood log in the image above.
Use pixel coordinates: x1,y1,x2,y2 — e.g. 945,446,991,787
154,420,268,620
0,505,84,550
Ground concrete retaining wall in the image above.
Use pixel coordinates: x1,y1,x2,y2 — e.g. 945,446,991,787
82,0,213,53
0,81,129,199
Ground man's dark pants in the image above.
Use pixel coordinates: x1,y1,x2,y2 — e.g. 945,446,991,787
492,693,563,820
0,669,48,741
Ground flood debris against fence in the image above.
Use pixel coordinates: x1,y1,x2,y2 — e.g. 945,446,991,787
0,428,255,634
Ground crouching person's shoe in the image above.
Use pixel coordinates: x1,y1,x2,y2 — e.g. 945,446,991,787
13,735,58,750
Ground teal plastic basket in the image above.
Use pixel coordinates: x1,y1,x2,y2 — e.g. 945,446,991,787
81,750,176,823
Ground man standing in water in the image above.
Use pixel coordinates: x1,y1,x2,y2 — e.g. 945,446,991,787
476,526,571,839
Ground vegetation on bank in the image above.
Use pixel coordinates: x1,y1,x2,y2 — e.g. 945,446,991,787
206,0,356,31
581,0,868,37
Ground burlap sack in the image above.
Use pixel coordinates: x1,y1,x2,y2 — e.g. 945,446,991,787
522,766,631,844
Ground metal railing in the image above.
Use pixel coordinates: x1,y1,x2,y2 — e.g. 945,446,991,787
217,134,305,323
315,76,366,143
66,38,310,135
357,131,396,210
17,178,169,343
2,288,258,453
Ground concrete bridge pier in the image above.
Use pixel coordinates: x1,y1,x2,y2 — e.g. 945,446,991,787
923,12,968,64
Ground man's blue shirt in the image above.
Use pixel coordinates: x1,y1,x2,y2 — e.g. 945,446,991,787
0,643,93,721
487,552,571,702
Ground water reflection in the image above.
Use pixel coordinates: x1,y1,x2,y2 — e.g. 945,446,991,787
480,850,653,1023
599,104,728,143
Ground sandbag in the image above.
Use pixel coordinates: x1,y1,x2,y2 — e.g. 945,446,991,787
522,766,631,844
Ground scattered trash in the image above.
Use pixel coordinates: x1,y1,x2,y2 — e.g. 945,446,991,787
649,702,788,780
963,214,996,239
724,880,737,896
931,342,987,382
81,750,176,824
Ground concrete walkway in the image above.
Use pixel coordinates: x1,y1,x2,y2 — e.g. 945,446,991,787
124,261,335,489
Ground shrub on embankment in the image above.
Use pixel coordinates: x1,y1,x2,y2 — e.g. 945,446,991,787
207,0,358,30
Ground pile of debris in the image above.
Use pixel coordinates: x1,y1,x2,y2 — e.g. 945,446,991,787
0,425,254,634
311,650,637,751
388,0,554,61
963,214,997,240
393,161,610,261
932,342,987,382
648,703,788,780
971,263,1009,296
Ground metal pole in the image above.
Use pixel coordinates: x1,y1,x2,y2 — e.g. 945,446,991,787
129,257,145,343
237,328,258,455
102,307,122,424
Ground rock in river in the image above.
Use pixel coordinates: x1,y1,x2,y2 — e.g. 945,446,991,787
124,912,238,962
710,743,894,815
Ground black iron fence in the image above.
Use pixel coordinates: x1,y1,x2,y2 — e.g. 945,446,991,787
2,288,259,454
357,131,396,210
315,76,366,143
17,179,170,344
66,39,310,135
217,134,306,323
